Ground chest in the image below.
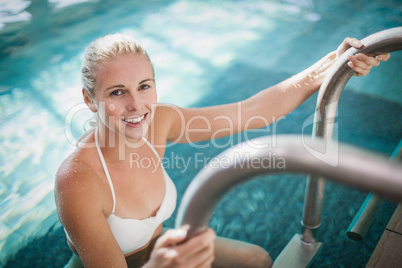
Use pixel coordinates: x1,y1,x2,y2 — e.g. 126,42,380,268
105,146,167,220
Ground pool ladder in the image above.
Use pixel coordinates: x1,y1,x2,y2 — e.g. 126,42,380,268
175,27,402,267
346,140,402,241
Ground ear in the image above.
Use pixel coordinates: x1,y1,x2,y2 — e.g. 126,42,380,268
82,88,97,113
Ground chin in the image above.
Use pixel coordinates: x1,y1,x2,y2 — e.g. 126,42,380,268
124,126,149,142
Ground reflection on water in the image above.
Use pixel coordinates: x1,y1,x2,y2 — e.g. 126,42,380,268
0,0,402,265
0,0,31,29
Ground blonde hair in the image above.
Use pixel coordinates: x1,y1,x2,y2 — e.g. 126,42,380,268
81,33,151,100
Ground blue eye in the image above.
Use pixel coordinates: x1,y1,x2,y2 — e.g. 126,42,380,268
111,90,123,96
139,84,150,90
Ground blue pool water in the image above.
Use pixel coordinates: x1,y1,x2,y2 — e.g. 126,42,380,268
1,0,401,267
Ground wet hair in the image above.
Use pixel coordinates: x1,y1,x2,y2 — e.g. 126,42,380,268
81,33,152,100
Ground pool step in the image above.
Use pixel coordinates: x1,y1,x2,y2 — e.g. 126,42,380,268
273,234,322,268
366,203,402,267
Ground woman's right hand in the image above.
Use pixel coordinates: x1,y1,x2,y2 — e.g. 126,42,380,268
144,228,216,268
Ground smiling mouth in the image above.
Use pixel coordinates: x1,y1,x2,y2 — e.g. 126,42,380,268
122,113,146,124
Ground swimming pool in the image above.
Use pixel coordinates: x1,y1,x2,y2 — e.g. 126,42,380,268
1,0,401,266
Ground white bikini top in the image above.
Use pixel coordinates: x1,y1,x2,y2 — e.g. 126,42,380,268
65,130,177,255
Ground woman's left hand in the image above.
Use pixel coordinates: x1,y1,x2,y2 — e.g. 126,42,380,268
336,37,391,76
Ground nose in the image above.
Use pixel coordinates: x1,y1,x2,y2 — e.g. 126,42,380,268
126,94,142,111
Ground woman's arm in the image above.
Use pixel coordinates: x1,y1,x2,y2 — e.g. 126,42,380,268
157,38,390,144
55,158,128,268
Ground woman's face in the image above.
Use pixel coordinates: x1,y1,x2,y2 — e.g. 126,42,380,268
93,53,157,141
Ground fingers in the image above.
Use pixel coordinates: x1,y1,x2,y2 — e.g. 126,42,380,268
348,53,374,76
347,37,365,49
353,53,381,67
337,37,365,57
337,36,392,77
188,237,215,268
338,37,392,62
351,52,390,66
347,51,391,76
150,228,216,268
193,246,215,268
375,52,391,62
154,227,188,249
174,229,216,261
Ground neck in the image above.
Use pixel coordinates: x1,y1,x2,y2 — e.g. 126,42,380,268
96,126,146,163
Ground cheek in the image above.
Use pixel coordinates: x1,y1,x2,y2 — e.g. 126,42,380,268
145,94,157,121
151,89,158,103
98,100,123,118
106,103,118,115
145,92,157,109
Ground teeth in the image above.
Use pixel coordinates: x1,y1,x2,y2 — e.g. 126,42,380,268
124,114,145,124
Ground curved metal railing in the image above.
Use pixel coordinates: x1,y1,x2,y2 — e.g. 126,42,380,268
175,135,402,237
302,26,402,242
174,27,402,267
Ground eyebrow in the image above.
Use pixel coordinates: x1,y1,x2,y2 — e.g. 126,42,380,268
105,84,125,91
139,78,155,84
104,78,155,92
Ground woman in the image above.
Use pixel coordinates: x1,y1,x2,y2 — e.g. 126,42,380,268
55,33,389,268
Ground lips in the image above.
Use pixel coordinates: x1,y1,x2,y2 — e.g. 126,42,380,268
122,113,147,126
123,114,145,124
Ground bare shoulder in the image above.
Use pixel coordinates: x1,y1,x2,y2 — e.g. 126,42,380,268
55,150,99,194
54,138,126,266
56,130,103,194
55,145,110,225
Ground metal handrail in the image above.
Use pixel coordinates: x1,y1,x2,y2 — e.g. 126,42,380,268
175,135,402,238
302,26,402,242
174,28,402,267
346,140,402,241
